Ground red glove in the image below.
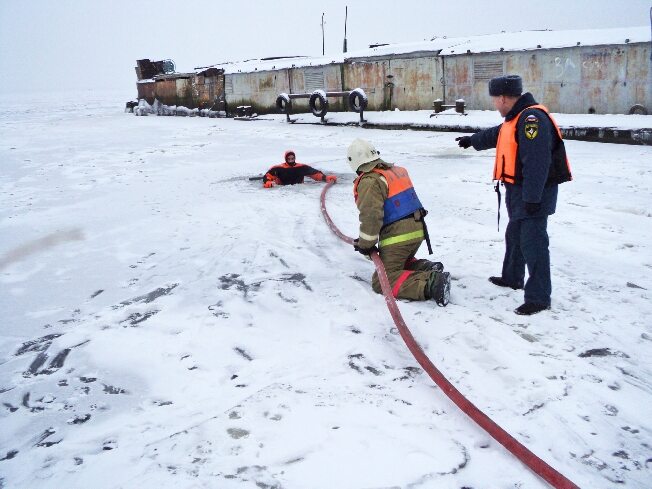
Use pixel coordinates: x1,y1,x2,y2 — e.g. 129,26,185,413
325,175,337,183
263,181,274,188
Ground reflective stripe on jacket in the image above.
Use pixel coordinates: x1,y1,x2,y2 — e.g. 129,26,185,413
493,104,572,185
354,166,423,226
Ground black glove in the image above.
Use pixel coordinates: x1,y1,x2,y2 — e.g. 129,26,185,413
455,136,472,149
353,239,378,256
525,202,542,215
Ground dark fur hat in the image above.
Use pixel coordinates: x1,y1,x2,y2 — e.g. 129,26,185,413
488,75,523,97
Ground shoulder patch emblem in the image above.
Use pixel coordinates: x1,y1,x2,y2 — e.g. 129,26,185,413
524,114,539,122
525,122,539,140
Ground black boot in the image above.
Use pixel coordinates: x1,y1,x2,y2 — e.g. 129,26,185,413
426,261,444,273
489,276,523,290
405,257,444,273
427,271,451,307
514,303,550,315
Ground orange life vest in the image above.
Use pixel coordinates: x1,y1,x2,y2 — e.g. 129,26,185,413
493,104,572,185
354,165,423,225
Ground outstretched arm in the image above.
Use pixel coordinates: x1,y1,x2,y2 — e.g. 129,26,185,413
469,124,502,150
301,165,336,183
303,166,326,182
263,168,280,187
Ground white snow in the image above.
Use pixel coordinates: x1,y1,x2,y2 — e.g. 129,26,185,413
347,26,651,58
1,89,651,489
202,26,650,75
262,108,652,131
206,55,344,75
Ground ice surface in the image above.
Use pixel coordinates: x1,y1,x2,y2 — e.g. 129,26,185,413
0,90,651,489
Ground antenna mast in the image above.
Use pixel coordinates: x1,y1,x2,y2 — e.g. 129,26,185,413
321,13,325,56
343,6,348,53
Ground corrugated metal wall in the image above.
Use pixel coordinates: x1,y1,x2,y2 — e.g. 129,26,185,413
176,78,194,108
150,76,197,107
137,81,156,104
154,79,178,106
224,64,343,113
343,60,390,110
196,72,225,108
226,70,290,113
136,42,650,115
444,43,651,113
343,55,441,111
388,57,441,110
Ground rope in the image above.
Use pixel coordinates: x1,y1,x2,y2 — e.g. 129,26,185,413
320,182,580,489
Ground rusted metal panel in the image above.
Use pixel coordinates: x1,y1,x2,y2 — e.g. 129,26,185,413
627,45,652,111
149,74,196,107
226,70,292,114
136,59,165,80
345,54,451,111
289,68,305,93
225,65,343,114
388,57,440,110
154,79,178,106
196,68,225,109
324,66,343,91
343,60,388,110
176,78,196,108
140,41,648,116
287,68,308,111
539,45,650,114
137,81,156,104
443,43,650,114
286,65,343,111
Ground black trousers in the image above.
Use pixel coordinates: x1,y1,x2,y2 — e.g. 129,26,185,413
502,216,551,306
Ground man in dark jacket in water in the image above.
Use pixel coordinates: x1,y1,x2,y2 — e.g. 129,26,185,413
263,150,337,187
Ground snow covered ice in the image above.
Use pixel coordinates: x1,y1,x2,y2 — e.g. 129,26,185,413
1,90,651,489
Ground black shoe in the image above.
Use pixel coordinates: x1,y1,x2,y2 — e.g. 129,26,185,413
427,271,451,307
514,303,550,316
489,276,523,290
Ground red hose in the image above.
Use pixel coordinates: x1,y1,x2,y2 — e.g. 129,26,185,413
320,182,580,489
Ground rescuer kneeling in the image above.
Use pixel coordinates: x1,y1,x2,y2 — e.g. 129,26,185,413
347,138,451,306
263,150,337,187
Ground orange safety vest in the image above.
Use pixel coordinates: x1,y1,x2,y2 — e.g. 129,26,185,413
354,166,423,225
493,104,572,185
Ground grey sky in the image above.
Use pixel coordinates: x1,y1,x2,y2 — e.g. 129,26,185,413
1,0,650,94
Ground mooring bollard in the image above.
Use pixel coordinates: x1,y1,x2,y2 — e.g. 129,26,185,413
430,98,466,117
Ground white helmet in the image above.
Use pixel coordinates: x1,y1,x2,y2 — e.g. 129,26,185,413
347,138,381,173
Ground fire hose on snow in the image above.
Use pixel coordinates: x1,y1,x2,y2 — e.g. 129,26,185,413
320,181,580,489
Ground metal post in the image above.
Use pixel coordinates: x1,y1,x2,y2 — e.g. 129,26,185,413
321,13,325,56
343,6,348,53
433,99,443,113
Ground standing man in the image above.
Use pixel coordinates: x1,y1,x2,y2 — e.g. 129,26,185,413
455,75,571,315
348,138,451,306
263,150,337,188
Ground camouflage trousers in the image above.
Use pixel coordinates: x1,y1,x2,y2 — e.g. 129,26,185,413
371,238,435,301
